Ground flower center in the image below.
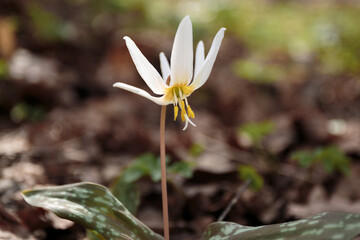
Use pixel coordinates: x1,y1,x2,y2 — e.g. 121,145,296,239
164,85,195,122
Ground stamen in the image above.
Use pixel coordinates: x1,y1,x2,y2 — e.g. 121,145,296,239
187,105,195,118
181,109,186,122
180,100,185,111
184,96,189,106
163,84,197,129
174,105,179,121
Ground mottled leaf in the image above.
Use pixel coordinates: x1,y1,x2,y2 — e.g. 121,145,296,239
22,182,163,240
110,177,140,215
202,212,360,240
87,229,106,240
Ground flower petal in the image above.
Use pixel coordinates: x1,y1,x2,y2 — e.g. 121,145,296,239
194,41,205,78
190,27,226,90
113,82,170,105
159,52,170,83
170,16,193,86
123,36,167,95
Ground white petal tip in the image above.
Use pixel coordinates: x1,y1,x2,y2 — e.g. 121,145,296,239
179,15,192,26
218,28,226,37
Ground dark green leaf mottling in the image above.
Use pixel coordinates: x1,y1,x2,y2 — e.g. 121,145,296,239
22,182,163,240
202,212,360,240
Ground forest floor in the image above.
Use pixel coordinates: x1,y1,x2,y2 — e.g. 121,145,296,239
1,1,360,239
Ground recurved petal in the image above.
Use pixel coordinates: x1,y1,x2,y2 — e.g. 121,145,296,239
123,36,167,95
170,16,193,86
190,27,226,90
113,82,170,106
159,52,170,83
194,41,205,78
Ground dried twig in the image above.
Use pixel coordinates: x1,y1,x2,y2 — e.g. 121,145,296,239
218,179,252,221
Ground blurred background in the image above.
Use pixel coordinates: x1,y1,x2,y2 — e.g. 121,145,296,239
1,0,360,239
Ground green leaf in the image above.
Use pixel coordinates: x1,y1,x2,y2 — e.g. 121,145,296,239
112,153,193,215
238,165,264,191
10,102,45,123
141,154,163,182
110,177,140,215
168,161,195,178
291,146,351,175
0,59,8,77
315,146,351,175
238,121,275,145
189,143,204,157
22,182,163,240
233,59,286,83
27,2,65,41
121,163,148,183
201,212,360,240
122,154,163,183
87,229,106,240
291,151,315,168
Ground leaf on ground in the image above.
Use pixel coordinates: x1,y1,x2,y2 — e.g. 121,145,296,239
238,120,275,146
201,212,360,240
22,182,163,240
168,161,195,178
121,154,163,183
110,177,140,215
238,165,264,191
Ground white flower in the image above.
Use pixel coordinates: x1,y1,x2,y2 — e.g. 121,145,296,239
113,16,226,130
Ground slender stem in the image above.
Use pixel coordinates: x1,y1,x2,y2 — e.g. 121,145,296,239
217,179,252,221
160,105,170,240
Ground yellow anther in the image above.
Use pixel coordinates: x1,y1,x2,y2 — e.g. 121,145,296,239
181,109,186,122
174,105,179,121
180,100,185,110
187,105,195,118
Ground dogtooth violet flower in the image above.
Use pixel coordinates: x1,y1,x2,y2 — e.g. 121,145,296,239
113,16,226,130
